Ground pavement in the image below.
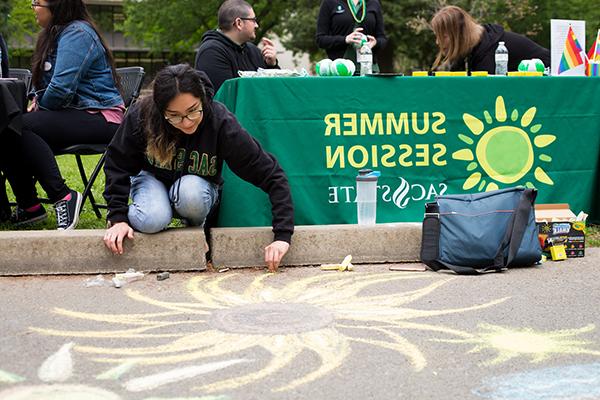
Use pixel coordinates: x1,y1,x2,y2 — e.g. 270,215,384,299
0,246,599,400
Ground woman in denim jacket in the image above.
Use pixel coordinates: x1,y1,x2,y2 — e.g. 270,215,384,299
0,0,123,230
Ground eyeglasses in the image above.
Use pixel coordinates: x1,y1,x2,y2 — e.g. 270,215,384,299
164,108,203,125
31,1,50,7
239,16,259,25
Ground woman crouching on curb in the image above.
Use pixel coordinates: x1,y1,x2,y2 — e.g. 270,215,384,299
102,64,294,271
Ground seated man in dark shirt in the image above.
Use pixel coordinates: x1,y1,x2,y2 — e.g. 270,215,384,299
195,0,279,92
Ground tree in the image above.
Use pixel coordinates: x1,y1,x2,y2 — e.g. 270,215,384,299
532,0,600,49
0,0,10,33
117,0,600,72
0,0,38,51
122,0,290,53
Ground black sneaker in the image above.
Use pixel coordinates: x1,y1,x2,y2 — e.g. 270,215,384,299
11,205,48,226
54,190,82,230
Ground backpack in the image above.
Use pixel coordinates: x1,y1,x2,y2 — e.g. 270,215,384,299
420,187,541,275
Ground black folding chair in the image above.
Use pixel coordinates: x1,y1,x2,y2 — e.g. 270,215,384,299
54,67,145,218
8,68,32,93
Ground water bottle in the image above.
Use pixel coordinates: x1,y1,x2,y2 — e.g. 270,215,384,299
356,169,380,226
495,41,508,76
357,43,373,76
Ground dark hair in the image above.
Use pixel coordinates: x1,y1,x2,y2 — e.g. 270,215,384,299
31,0,118,90
142,64,209,166
218,0,252,31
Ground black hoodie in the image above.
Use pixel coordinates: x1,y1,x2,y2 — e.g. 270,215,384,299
195,30,279,92
451,24,550,74
103,73,294,243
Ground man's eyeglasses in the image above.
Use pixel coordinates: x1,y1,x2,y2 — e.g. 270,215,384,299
164,108,203,125
239,16,259,25
31,1,50,7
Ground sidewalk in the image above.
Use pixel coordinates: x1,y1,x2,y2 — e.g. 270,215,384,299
0,249,598,399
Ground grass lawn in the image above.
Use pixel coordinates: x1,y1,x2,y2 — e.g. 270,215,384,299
586,225,600,247
1,154,107,230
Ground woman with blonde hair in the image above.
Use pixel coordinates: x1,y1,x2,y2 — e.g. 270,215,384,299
430,5,549,74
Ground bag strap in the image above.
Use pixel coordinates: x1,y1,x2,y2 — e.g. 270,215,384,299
492,188,537,269
430,188,536,275
428,259,485,275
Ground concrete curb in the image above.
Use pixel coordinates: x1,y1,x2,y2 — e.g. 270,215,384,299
210,223,422,267
0,223,423,275
0,228,207,275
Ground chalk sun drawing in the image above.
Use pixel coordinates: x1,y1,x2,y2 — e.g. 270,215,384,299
452,96,556,192
435,323,600,366
30,273,506,393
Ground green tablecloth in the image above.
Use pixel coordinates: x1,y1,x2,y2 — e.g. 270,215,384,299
214,76,600,227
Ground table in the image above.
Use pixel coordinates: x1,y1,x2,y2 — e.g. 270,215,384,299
214,76,600,227
0,79,27,135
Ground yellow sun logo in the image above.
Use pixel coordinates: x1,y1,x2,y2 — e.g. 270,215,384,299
452,96,556,192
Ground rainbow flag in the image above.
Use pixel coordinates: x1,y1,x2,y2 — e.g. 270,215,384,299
558,25,584,74
588,62,599,77
587,29,600,62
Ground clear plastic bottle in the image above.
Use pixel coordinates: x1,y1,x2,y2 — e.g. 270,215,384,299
356,169,380,226
495,41,508,76
357,43,373,76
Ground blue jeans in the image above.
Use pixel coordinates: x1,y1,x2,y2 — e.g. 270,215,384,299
128,171,219,233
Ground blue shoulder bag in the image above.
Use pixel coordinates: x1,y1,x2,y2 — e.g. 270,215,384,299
420,187,541,275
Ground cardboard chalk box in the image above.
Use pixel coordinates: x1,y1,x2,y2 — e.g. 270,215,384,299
535,204,585,258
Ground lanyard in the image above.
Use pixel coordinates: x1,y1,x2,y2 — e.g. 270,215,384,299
347,0,365,24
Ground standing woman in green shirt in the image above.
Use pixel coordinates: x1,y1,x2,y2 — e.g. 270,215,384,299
316,0,388,72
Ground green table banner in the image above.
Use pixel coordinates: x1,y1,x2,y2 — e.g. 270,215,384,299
214,76,600,227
